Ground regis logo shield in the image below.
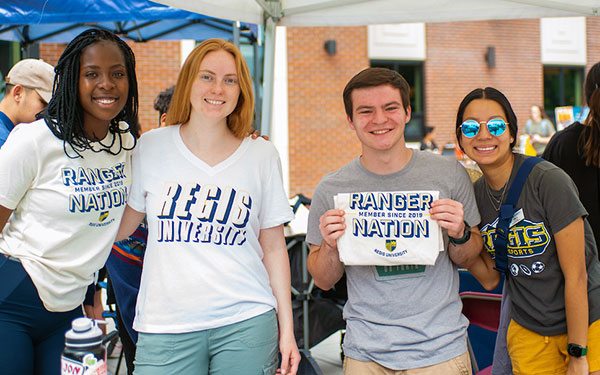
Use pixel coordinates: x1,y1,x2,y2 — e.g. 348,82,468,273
385,239,397,252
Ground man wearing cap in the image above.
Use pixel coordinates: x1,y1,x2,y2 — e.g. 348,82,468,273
0,59,54,148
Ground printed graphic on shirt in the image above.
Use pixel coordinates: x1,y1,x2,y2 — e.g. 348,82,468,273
374,264,427,280
156,182,251,246
481,215,551,277
61,162,129,227
334,191,443,266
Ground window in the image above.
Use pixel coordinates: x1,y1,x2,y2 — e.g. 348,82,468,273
543,66,585,118
370,60,424,142
0,41,21,97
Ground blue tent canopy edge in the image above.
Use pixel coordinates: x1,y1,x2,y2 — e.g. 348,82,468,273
0,0,258,44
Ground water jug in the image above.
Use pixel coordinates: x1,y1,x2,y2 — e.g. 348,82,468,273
61,317,107,375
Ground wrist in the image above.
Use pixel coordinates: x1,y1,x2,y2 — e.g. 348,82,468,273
567,343,588,358
449,220,471,245
278,327,295,338
322,239,338,252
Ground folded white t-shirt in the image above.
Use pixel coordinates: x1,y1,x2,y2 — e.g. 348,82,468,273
334,191,443,266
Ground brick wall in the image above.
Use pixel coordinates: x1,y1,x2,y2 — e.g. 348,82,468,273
39,40,181,135
287,26,367,197
128,41,181,133
587,17,600,81
286,20,548,197
38,44,65,66
426,19,542,147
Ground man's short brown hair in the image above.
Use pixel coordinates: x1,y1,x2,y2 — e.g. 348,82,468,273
343,67,411,120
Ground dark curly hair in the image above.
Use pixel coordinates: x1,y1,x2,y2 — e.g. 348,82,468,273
43,28,139,157
153,85,175,118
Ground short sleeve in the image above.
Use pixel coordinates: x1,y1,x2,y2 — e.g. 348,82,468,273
126,138,146,213
305,183,330,246
258,143,294,229
544,120,556,134
537,164,586,234
525,120,532,134
542,133,559,164
452,161,481,227
0,125,39,209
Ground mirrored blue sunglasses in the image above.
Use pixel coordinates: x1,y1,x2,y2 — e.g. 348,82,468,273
460,118,507,138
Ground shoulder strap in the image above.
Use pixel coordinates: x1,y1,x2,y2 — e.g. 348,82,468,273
493,157,543,275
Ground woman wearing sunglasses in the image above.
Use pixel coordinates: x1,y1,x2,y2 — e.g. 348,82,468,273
455,87,600,375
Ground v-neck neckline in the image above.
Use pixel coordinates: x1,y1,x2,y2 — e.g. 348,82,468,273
172,125,249,176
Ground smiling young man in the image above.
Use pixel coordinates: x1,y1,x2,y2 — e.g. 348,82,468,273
306,68,483,374
0,59,54,148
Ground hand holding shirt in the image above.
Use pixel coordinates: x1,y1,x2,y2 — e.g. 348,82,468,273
334,191,443,266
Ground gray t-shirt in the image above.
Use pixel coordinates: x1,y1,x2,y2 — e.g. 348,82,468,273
474,153,600,336
306,150,481,370
525,119,555,155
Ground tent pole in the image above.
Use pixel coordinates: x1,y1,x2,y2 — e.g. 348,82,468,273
253,40,262,130
260,16,276,136
232,21,240,47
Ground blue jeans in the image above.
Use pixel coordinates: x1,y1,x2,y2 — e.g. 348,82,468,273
0,256,82,375
134,309,279,375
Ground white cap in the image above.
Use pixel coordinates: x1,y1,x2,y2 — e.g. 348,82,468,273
6,59,55,103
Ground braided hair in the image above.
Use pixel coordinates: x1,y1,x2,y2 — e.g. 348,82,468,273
43,28,139,158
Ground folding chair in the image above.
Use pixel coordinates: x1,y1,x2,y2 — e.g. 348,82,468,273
285,195,346,374
460,291,502,375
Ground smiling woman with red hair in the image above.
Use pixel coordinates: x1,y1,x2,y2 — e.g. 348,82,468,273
116,39,300,375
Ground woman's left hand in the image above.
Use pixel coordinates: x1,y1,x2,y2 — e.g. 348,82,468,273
250,129,269,140
566,356,588,375
278,331,300,375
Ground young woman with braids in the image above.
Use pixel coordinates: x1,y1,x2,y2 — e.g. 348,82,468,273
0,28,138,374
544,62,600,252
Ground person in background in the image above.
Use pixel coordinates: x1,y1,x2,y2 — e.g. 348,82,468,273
0,59,54,147
456,87,600,375
106,223,147,375
543,62,600,253
525,104,555,156
153,85,175,127
307,67,482,374
420,126,440,153
0,28,139,375
116,38,300,375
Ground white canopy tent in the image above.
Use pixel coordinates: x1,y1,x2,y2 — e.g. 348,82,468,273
154,0,600,198
155,0,599,135
154,0,598,26
155,2,598,363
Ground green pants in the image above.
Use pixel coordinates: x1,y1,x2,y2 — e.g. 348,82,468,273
134,309,278,375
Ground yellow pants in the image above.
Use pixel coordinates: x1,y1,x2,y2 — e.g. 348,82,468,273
507,318,600,374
